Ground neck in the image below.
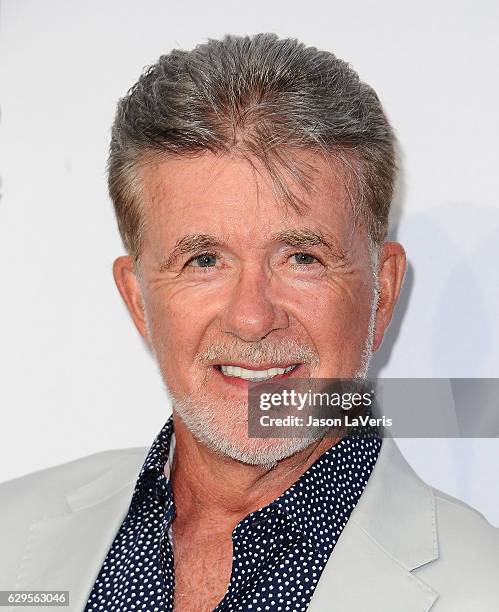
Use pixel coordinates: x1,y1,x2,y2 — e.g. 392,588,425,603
170,413,342,531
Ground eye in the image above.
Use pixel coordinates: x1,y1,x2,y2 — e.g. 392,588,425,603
186,252,218,268
289,252,320,265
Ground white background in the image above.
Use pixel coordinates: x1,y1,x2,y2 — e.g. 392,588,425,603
1,1,498,524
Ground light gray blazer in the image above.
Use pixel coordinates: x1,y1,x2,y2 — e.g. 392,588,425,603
1,437,498,611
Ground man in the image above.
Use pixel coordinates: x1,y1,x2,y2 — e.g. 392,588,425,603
1,33,497,611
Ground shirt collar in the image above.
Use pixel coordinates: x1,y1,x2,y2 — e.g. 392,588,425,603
133,416,175,506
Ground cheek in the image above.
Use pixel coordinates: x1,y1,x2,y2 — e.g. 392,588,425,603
145,291,197,364
296,282,374,368
144,286,218,387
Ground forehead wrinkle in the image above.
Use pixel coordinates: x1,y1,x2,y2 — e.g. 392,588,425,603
185,152,266,208
140,153,230,215
197,153,241,194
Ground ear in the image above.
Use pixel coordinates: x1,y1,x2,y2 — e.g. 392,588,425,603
112,256,151,345
372,242,406,352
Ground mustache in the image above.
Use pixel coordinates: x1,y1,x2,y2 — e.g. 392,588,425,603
195,337,319,366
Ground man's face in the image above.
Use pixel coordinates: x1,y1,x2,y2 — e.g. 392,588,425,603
115,151,404,463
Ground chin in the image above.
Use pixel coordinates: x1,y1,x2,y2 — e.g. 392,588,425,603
171,393,315,467
205,434,315,468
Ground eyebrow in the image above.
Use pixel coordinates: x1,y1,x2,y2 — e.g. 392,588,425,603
158,234,226,272
158,228,346,272
271,228,347,260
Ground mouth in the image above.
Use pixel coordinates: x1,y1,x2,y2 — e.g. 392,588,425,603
213,363,301,383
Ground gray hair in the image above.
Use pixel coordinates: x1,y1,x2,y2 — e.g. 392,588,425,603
108,33,396,264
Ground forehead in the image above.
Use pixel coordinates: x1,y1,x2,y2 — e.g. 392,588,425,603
137,150,361,247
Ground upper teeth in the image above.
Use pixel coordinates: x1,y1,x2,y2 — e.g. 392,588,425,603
220,364,296,381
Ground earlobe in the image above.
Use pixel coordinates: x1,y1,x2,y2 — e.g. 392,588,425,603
372,242,406,352
112,256,150,343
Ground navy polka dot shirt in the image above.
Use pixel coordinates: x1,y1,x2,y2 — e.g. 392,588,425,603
84,417,381,611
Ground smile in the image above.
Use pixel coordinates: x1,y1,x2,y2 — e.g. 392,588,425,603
215,364,298,382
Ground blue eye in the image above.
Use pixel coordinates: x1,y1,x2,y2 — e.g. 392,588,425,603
188,253,218,267
291,253,318,264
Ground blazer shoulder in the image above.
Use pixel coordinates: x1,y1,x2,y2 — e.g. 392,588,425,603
413,485,499,609
434,485,499,554
433,485,498,537
0,447,148,515
0,447,148,592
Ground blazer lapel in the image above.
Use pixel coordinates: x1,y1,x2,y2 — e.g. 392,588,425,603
308,436,440,611
15,454,143,611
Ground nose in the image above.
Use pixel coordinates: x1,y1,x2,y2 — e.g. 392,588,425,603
220,265,289,342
